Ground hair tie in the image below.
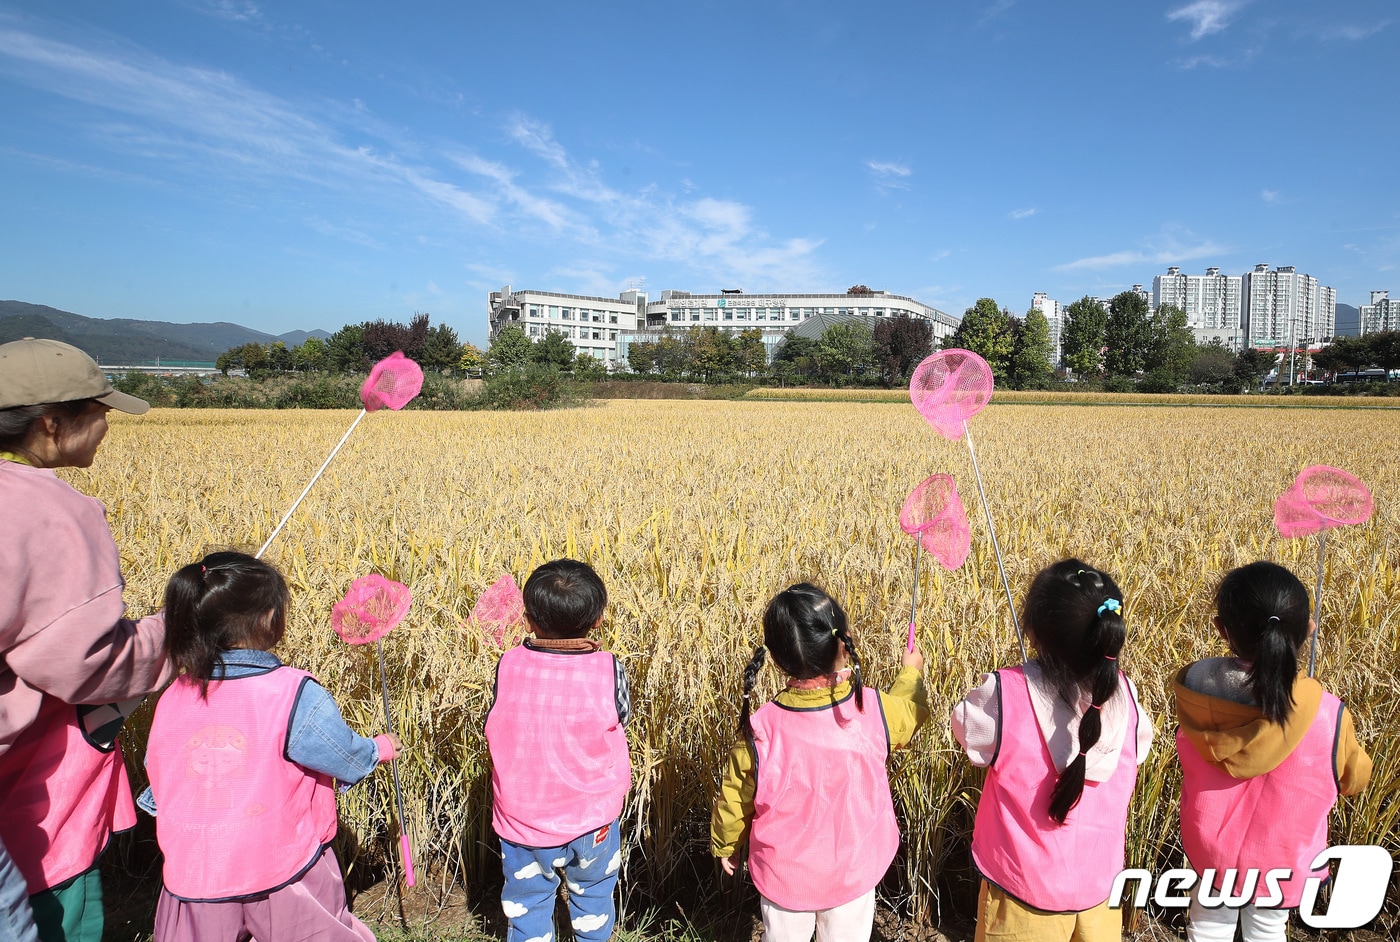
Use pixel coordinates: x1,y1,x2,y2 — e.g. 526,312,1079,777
1266,616,1281,626
831,628,839,636
1078,749,1089,757
1104,655,1118,661
1097,598,1122,617
1087,702,1102,711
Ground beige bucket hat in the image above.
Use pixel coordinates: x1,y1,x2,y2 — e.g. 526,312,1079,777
0,338,150,414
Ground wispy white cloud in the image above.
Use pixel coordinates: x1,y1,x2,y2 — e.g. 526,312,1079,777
0,21,825,289
866,160,911,191
1055,228,1226,272
1261,189,1280,203
1167,1,1245,41
1009,207,1037,219
1319,21,1393,42
976,0,1016,27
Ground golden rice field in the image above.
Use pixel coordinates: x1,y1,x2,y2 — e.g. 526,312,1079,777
75,400,1400,926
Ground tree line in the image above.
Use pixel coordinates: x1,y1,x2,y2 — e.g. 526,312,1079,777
215,313,483,376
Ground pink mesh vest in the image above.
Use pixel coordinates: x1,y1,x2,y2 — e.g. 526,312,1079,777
0,697,136,893
746,688,900,912
971,667,1140,912
145,667,338,901
1177,692,1342,908
485,646,631,847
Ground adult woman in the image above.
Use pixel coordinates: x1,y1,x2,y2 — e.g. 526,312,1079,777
0,338,171,942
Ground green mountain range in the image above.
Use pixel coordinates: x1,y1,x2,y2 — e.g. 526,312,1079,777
0,300,330,363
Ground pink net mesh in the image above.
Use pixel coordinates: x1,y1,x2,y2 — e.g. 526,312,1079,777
331,574,413,644
360,352,425,412
909,349,994,440
899,473,971,569
1274,465,1374,538
470,574,525,646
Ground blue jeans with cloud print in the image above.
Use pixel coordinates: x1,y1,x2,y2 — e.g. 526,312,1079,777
499,820,622,942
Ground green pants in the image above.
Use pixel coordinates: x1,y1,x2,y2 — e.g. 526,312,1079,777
28,867,102,942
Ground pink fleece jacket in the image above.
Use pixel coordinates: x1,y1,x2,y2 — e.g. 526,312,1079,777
0,460,172,754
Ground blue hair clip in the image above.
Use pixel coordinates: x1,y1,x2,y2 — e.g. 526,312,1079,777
1097,598,1122,617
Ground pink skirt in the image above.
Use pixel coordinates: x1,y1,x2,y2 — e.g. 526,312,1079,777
153,846,374,942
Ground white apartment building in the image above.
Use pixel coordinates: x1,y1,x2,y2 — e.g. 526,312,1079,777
1360,290,1399,334
487,287,646,367
1241,264,1336,349
488,286,958,368
1030,292,1062,364
1091,285,1151,315
1152,266,1245,349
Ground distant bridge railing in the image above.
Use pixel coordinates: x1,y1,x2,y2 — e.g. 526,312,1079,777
100,362,229,378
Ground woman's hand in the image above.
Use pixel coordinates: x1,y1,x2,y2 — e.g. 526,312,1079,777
902,644,925,672
720,855,738,876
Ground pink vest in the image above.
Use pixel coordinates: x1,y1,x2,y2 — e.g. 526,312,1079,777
0,696,136,893
971,667,1140,912
1177,693,1342,908
146,668,338,901
485,645,631,847
746,688,900,911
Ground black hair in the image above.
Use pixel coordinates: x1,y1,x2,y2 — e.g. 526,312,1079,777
0,400,94,454
163,551,289,698
1215,561,1310,725
1021,558,1127,824
738,583,863,736
523,558,607,639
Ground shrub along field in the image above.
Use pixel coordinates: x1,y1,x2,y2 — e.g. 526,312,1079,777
80,401,1399,933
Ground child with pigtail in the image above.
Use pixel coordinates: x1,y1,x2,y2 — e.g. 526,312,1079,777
1175,561,1371,942
711,583,927,942
952,559,1153,942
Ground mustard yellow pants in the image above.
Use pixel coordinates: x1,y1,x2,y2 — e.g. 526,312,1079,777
975,881,1121,942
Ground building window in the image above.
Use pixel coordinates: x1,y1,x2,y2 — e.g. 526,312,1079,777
562,308,573,320
528,325,538,336
593,313,602,322
672,311,683,321
692,312,701,321
724,311,733,321
549,306,559,319
610,315,618,324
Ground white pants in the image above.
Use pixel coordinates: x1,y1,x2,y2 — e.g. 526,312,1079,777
760,889,877,942
1187,897,1291,942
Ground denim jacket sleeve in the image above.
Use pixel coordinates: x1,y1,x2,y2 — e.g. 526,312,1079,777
285,679,381,787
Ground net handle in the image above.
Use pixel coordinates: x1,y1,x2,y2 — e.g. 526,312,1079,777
256,409,366,559
377,638,416,887
907,541,921,653
1308,530,1326,678
964,420,1028,663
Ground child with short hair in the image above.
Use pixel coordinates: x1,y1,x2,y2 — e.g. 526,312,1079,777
711,582,927,942
484,559,632,942
952,559,1153,942
1175,561,1371,942
141,552,399,942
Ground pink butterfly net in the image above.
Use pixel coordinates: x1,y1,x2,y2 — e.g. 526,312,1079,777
900,473,971,570
1273,465,1374,538
361,352,425,412
910,349,994,440
331,574,413,645
470,574,525,646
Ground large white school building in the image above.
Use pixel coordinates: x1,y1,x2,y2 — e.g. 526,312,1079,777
487,286,959,368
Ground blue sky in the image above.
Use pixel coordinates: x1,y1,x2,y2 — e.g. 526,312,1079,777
1,1,1396,346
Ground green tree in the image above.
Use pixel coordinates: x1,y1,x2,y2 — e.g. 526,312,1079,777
1008,309,1054,390
946,298,1013,380
1061,297,1108,377
295,336,327,373
419,323,464,371
326,324,369,373
1148,304,1196,383
486,326,533,373
817,322,874,381
654,334,690,378
1189,343,1235,385
626,341,657,374
1103,291,1153,377
267,341,294,373
1311,335,1374,376
735,328,767,377
533,329,576,370
573,353,608,380
771,335,820,384
1232,347,1275,391
1369,331,1400,374
687,327,736,382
